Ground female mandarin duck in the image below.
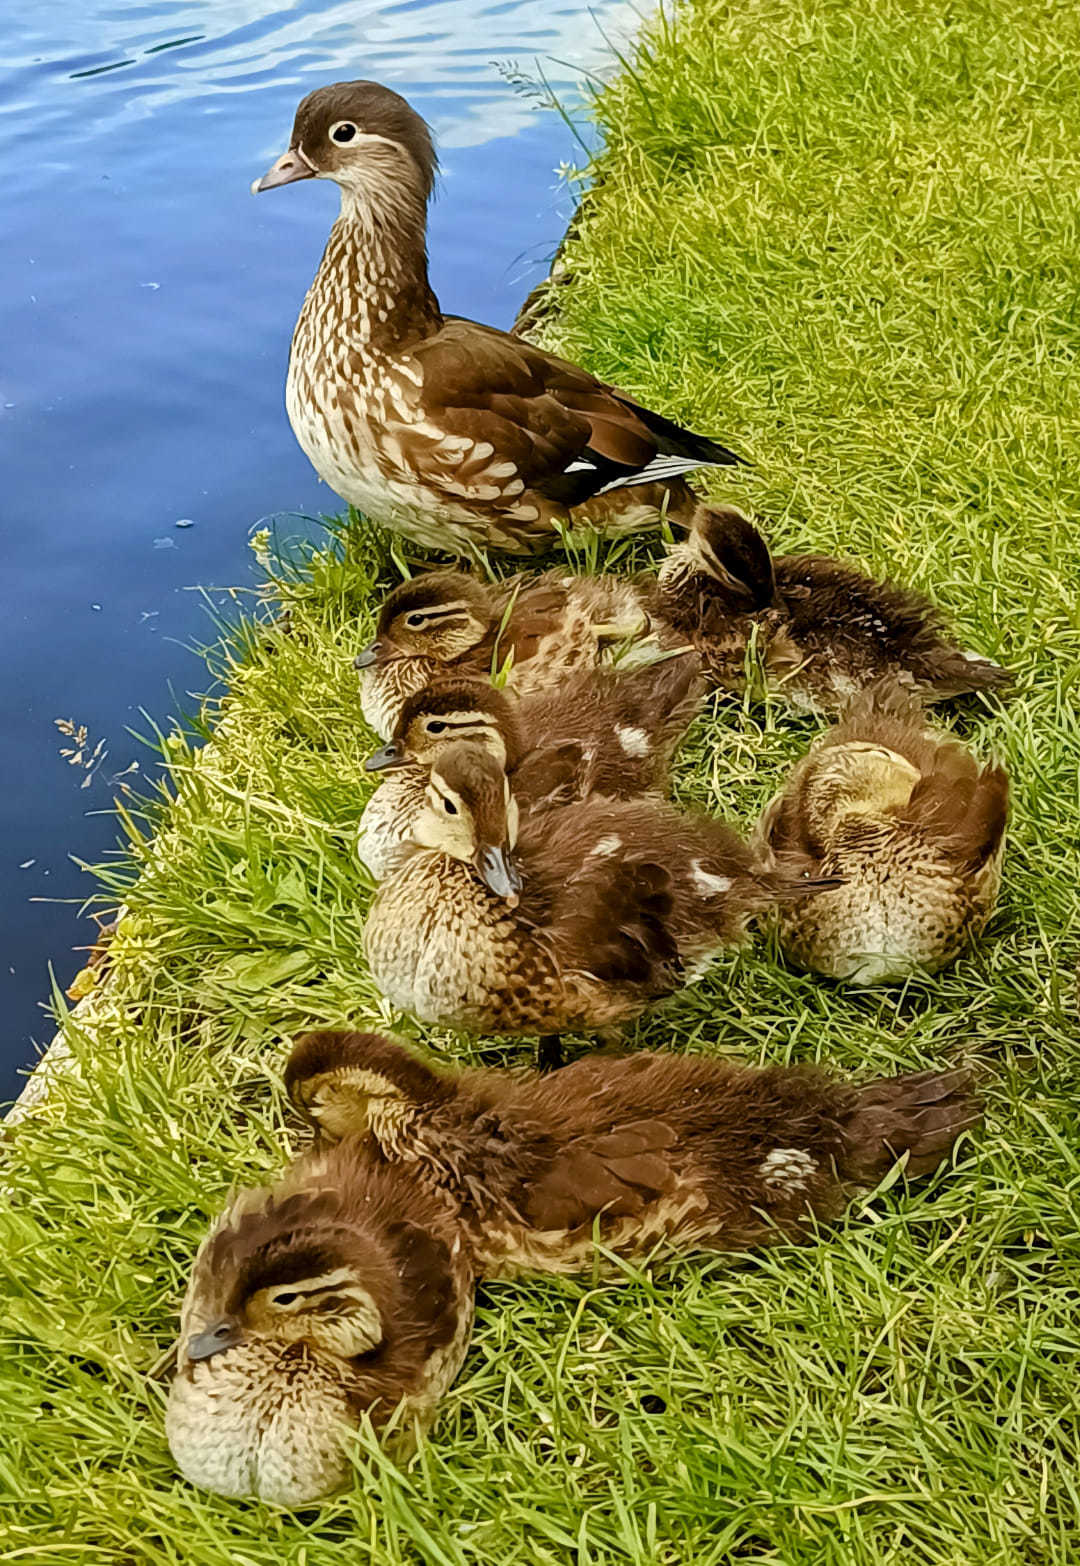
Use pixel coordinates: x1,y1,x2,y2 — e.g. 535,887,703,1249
353,566,685,740
755,684,1009,982
254,81,745,556
166,1142,473,1506
286,1030,981,1278
657,507,1012,711
357,658,703,879
361,739,836,1063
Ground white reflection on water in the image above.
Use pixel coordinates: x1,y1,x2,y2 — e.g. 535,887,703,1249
2,0,639,148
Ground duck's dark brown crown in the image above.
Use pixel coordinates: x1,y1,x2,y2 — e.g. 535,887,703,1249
394,677,524,762
697,508,778,609
205,1186,372,1308
377,572,491,631
291,80,438,199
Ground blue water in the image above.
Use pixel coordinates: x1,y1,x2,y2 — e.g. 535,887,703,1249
0,0,634,1102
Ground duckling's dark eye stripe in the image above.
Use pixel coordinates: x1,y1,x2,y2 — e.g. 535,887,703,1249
401,604,472,626
272,1280,342,1304
424,716,494,735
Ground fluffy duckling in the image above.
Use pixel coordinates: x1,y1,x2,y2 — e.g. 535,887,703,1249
354,567,684,739
756,684,1008,982
362,740,835,1051
166,1141,472,1505
286,1029,981,1277
358,657,703,879
657,507,1013,712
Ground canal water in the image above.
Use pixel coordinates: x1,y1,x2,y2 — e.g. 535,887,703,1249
0,0,634,1101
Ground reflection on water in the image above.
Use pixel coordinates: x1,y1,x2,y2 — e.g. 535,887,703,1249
6,0,635,146
0,0,634,1099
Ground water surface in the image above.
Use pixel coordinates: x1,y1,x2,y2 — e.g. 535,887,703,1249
0,0,633,1101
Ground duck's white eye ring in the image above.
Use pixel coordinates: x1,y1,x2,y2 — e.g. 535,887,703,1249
330,121,358,145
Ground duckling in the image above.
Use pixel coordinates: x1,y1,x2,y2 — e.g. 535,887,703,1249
755,684,1009,982
358,656,704,879
285,1029,981,1277
354,567,684,739
166,1141,472,1505
362,740,835,1048
658,507,1013,712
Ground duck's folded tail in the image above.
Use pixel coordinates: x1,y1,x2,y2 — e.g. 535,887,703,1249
840,1067,982,1181
931,648,1015,700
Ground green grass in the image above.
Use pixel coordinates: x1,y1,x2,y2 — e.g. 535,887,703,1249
3,0,1080,1558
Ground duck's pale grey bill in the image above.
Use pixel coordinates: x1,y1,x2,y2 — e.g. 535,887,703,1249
353,642,381,670
187,1318,245,1362
476,845,522,900
365,744,408,773
251,148,316,194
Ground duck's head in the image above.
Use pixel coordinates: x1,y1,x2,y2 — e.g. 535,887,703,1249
253,80,437,211
354,573,494,674
167,1168,402,1503
364,676,523,773
805,741,922,828
286,1029,450,1143
179,1184,394,1371
685,507,779,611
411,741,522,901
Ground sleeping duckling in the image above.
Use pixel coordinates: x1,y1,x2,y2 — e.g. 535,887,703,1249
362,740,835,1054
353,568,683,739
657,507,1013,712
358,656,703,879
755,684,1008,982
286,1029,981,1277
166,1141,472,1506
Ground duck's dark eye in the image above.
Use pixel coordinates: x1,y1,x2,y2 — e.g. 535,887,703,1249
330,122,358,145
272,1291,299,1307
405,613,426,629
427,720,447,735
443,798,457,815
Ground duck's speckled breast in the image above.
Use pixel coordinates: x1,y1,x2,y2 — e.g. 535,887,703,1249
357,768,430,881
165,1341,354,1505
363,853,560,1032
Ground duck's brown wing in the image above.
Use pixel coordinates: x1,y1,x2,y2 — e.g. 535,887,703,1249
519,1118,682,1231
403,319,742,509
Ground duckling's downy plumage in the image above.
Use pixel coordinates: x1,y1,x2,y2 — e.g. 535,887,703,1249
362,741,835,1036
756,684,1009,982
354,567,683,740
166,1142,472,1506
357,657,703,878
658,508,1012,711
286,1030,982,1277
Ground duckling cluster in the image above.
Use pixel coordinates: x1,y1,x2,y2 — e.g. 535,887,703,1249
166,78,1013,1505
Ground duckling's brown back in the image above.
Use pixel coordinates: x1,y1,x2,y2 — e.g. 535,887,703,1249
511,653,704,808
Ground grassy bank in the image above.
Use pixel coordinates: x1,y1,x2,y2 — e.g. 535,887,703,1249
4,0,1080,1559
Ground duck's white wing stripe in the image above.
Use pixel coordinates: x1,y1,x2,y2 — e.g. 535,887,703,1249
595,454,706,493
